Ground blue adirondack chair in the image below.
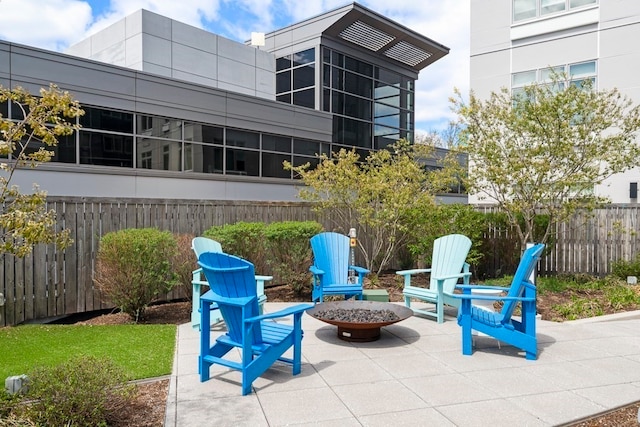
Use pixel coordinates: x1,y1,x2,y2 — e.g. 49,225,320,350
396,234,472,323
191,237,270,329
198,251,313,395
454,243,545,360
309,232,370,302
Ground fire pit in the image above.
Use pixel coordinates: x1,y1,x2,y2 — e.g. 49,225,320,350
307,300,413,342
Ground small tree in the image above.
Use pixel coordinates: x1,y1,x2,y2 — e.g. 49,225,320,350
285,140,454,274
0,84,83,256
450,76,640,251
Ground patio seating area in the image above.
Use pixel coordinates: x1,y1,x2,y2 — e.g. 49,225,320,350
165,302,640,426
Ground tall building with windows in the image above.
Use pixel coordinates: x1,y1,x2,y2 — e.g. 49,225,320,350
2,3,464,202
471,0,640,203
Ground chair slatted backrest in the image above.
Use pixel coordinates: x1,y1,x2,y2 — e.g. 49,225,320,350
192,237,223,258
198,252,262,344
310,232,350,286
430,234,472,293
499,244,545,324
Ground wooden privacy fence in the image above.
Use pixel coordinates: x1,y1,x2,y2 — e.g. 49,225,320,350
0,197,328,327
477,204,640,278
1,199,639,327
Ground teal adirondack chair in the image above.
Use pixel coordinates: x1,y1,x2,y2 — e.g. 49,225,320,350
454,243,545,360
396,234,472,323
309,232,370,302
191,237,270,329
198,251,313,395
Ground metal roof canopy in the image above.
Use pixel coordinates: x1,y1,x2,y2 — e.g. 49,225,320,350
321,3,449,72
261,2,449,73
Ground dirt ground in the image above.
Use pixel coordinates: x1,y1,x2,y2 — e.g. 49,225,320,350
78,273,639,427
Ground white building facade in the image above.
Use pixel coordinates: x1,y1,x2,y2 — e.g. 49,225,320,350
470,0,640,203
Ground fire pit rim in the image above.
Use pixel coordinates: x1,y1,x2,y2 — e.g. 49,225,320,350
306,300,414,330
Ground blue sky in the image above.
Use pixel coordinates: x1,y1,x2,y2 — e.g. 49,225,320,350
0,0,470,135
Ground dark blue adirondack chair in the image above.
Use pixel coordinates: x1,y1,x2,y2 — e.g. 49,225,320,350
198,251,312,395
309,232,370,302
453,244,545,360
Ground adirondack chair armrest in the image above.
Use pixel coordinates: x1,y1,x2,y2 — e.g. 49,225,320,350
396,268,431,288
192,268,204,282
245,303,314,323
202,290,256,307
309,265,324,276
255,275,273,295
350,266,370,282
454,294,536,302
433,271,472,282
395,268,431,276
456,284,511,293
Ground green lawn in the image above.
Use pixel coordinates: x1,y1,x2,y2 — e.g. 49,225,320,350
0,324,177,381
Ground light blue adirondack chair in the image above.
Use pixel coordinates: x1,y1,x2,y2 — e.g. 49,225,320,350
309,232,370,302
191,237,270,329
198,251,313,395
454,243,545,360
396,234,472,323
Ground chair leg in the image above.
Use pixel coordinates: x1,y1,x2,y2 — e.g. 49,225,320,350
436,301,444,324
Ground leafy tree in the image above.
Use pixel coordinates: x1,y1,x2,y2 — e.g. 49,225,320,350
0,84,83,256
285,140,455,274
450,76,640,251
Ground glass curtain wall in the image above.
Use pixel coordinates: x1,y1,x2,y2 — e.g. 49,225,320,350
1,103,326,180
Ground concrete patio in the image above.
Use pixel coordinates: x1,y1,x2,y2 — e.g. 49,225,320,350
164,302,640,426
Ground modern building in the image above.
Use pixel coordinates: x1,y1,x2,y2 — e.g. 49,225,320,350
1,3,465,203
470,0,640,204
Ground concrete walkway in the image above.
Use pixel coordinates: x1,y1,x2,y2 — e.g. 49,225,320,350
164,303,640,426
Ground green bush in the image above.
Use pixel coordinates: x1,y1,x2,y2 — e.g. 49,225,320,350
406,203,486,268
15,355,135,427
203,222,268,274
171,233,196,300
611,253,640,279
95,228,178,321
264,221,323,293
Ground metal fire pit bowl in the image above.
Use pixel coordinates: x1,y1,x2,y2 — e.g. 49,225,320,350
307,300,413,342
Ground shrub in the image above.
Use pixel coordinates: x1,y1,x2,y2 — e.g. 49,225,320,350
203,222,269,274
407,203,486,268
264,221,323,293
15,355,135,427
611,253,640,280
171,233,196,300
95,228,178,321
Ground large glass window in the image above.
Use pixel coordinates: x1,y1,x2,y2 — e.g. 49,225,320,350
226,148,259,176
262,152,291,178
323,47,415,149
81,107,133,133
512,61,597,95
226,129,259,149
136,138,182,171
276,48,316,109
137,115,182,139
79,132,133,167
17,132,76,164
513,0,597,22
185,143,223,174
184,123,223,144
30,103,323,180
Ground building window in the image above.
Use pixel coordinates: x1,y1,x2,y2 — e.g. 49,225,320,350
323,47,415,149
276,48,316,109
512,60,597,97
513,0,597,22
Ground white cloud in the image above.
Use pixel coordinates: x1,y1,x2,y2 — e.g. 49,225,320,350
0,0,93,51
0,0,470,132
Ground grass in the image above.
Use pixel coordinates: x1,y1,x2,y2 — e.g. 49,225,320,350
0,324,176,381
